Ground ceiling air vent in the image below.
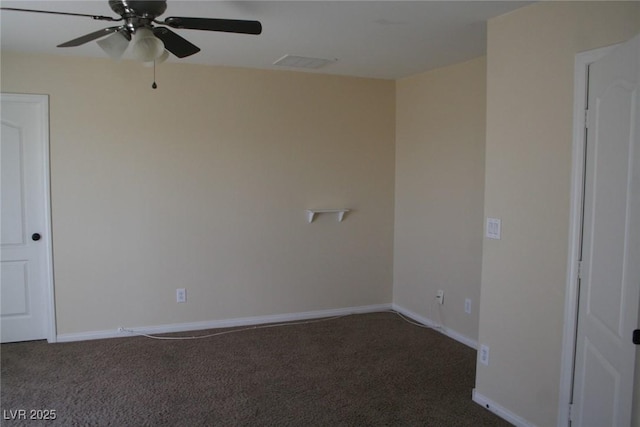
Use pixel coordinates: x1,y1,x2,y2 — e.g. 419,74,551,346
273,55,337,69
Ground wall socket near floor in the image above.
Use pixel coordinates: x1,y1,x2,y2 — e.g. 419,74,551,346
436,290,444,305
176,288,186,303
479,344,490,366
465,298,472,314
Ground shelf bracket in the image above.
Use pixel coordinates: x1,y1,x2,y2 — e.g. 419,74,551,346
305,209,350,223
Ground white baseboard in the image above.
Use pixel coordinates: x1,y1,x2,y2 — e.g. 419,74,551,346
472,389,536,427
56,303,393,343
391,303,478,349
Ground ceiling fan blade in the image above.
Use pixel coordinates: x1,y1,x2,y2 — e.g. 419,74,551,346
0,7,120,21
152,27,200,58
162,17,262,35
57,26,123,48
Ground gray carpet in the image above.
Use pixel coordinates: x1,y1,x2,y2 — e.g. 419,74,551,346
1,311,511,426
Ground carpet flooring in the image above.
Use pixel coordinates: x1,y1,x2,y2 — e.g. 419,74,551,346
1,311,511,426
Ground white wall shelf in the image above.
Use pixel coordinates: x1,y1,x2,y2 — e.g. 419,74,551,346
305,209,350,223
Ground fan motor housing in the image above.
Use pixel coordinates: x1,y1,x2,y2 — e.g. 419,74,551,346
109,0,167,18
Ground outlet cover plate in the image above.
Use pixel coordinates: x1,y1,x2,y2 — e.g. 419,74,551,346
176,288,186,303
480,344,490,365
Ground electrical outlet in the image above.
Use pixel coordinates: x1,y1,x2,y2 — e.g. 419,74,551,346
176,288,186,303
436,290,444,305
465,298,472,314
480,344,490,366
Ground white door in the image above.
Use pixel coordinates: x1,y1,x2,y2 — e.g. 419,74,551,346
0,94,54,343
571,34,640,427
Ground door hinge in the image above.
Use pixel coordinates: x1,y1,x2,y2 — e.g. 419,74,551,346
577,261,582,280
568,403,574,422
584,109,590,129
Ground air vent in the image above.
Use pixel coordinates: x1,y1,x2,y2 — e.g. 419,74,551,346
273,55,337,69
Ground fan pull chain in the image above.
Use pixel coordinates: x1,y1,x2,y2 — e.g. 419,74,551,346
152,60,158,89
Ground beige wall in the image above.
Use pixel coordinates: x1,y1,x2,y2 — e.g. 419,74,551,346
1,52,395,334
394,57,486,342
477,2,640,426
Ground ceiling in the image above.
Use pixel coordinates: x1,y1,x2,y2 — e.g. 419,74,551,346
0,1,532,80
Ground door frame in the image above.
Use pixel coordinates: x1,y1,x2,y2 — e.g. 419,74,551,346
557,43,621,426
1,93,56,343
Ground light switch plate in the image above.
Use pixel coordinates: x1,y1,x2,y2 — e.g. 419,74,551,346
486,218,501,240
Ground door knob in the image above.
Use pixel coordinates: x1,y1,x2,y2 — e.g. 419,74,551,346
31,233,41,241
634,329,640,345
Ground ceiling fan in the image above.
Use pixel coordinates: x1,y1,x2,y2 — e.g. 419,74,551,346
1,0,262,62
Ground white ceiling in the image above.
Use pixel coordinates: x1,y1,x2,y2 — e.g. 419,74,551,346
0,1,531,80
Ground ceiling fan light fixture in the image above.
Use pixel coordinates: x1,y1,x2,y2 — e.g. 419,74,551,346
96,30,129,60
131,27,165,62
143,49,170,67
156,49,169,64
1,1,263,65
